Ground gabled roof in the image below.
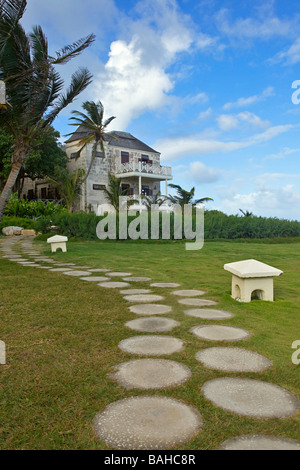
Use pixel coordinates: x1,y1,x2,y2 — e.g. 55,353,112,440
65,126,159,154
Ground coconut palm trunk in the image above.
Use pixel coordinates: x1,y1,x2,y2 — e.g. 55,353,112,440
0,161,22,218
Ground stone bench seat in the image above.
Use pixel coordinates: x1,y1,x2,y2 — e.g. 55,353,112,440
224,259,283,302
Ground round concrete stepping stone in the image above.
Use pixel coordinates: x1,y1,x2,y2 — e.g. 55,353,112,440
2,255,22,258
120,289,151,295
191,325,250,341
79,276,109,282
31,265,51,269
52,263,76,266
10,258,28,262
63,270,92,277
107,272,132,277
119,335,184,355
150,282,181,288
98,281,130,288
123,294,164,303
202,378,300,418
89,268,110,272
184,308,234,320
178,298,218,307
110,359,191,389
123,276,152,282
49,268,73,272
196,347,272,372
125,316,179,332
129,304,172,315
72,266,91,269
93,396,202,450
172,289,205,297
218,435,300,450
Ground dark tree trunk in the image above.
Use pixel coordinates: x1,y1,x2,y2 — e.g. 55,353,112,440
0,161,23,221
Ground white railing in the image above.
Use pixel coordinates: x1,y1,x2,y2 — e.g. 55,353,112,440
116,160,172,177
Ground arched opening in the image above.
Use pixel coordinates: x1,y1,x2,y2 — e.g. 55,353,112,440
251,289,264,300
233,284,241,300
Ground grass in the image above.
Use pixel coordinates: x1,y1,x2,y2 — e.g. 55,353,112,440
0,238,299,450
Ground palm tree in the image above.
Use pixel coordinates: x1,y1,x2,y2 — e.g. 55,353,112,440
47,168,85,212
239,209,253,217
141,192,166,210
168,183,213,207
0,0,95,221
66,100,116,180
103,174,138,212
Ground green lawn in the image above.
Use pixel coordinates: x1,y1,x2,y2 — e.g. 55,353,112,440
0,238,299,450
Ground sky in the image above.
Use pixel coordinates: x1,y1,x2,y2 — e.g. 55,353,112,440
20,0,300,220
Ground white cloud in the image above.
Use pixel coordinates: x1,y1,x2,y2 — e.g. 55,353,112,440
216,8,296,40
271,38,300,65
264,147,300,160
223,87,275,110
217,112,270,131
217,184,300,220
183,161,221,184
156,124,294,162
91,0,202,129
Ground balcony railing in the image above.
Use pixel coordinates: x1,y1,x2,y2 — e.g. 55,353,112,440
115,159,172,178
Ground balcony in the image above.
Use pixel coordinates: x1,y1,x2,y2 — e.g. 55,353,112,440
115,158,172,180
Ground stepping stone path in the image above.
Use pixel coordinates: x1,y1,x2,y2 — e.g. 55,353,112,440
150,282,181,288
196,347,272,372
178,298,218,306
110,359,191,389
125,317,179,332
202,378,300,418
63,270,92,277
129,304,172,315
79,276,109,282
191,325,250,342
98,281,130,288
119,335,184,355
172,289,205,296
185,308,234,320
93,396,202,450
123,294,164,303
219,435,300,450
2,236,299,449
120,289,151,295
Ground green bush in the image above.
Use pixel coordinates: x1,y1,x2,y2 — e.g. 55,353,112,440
0,216,37,231
3,193,67,219
35,209,300,241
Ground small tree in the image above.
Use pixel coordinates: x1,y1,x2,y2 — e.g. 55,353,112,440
103,174,138,212
47,168,85,212
168,183,213,207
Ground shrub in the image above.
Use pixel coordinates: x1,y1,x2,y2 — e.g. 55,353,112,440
0,216,37,231
3,193,68,219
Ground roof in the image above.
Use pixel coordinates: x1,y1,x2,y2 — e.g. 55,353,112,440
224,259,283,278
65,126,159,154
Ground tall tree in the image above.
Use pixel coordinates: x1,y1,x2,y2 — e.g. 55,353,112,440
0,0,95,221
66,100,116,180
168,183,213,207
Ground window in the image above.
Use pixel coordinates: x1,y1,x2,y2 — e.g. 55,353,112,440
121,151,129,164
93,184,106,190
96,152,103,158
70,153,77,159
41,187,47,199
142,186,152,196
141,154,149,162
121,184,133,196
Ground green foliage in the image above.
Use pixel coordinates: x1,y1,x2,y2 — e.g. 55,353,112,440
3,193,67,218
47,168,85,212
0,215,36,230
34,209,300,241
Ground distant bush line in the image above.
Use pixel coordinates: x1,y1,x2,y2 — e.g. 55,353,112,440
3,209,294,241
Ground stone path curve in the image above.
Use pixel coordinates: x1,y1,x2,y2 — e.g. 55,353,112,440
1,236,299,449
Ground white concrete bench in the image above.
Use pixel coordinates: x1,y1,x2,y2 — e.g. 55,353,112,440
47,235,68,253
224,259,283,302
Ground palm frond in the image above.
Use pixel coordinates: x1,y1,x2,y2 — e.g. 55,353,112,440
0,0,27,52
43,67,93,125
50,34,95,65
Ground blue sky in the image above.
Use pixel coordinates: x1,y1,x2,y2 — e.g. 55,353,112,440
21,0,300,220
